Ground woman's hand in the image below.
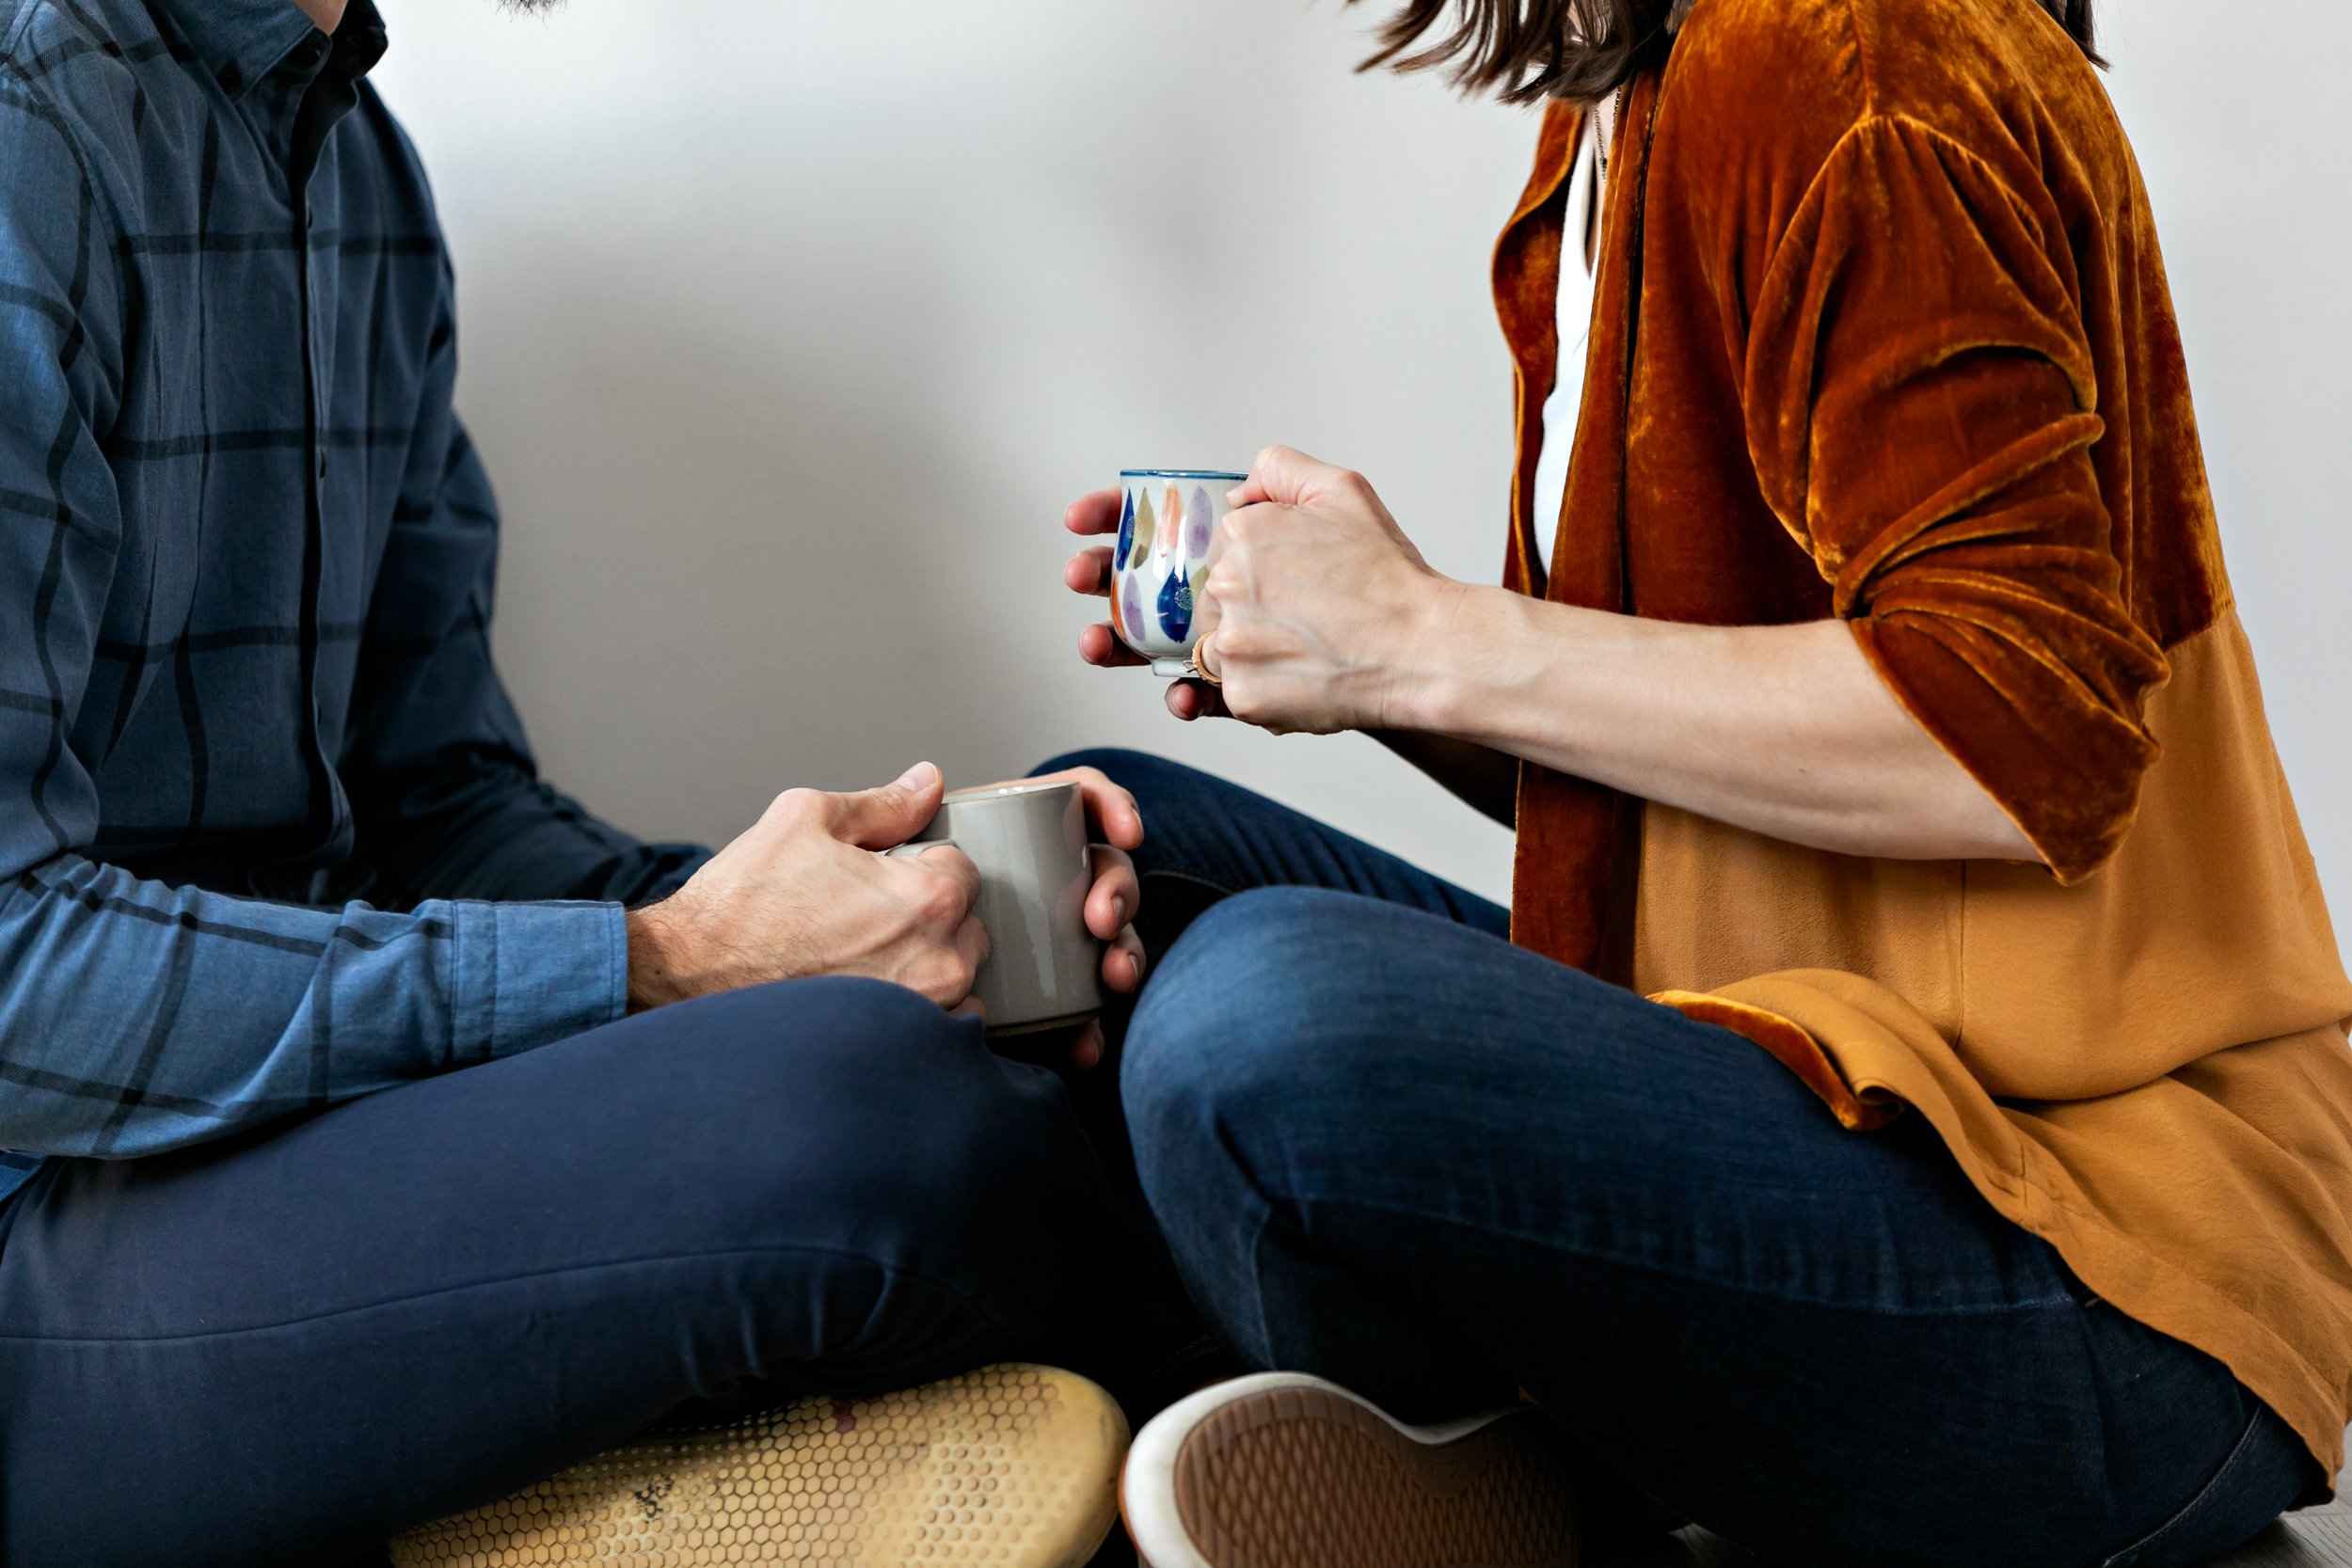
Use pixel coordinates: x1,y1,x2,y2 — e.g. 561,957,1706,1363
1063,447,1452,730
1063,488,1150,672
1188,446,1453,735
1064,488,1231,721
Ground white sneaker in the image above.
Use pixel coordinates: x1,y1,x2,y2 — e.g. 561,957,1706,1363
392,1363,1129,1567
1120,1372,1581,1568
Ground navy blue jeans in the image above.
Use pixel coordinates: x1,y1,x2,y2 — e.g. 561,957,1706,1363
0,980,1124,1567
1054,749,2314,1568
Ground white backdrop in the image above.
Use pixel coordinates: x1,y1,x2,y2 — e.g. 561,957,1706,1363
373,0,2346,936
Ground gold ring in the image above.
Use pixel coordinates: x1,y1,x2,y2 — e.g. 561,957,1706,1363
1185,644,1223,687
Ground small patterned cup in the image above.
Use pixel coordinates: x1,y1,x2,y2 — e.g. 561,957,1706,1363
1110,468,1248,677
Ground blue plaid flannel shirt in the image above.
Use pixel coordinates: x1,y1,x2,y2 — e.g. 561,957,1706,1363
0,0,706,1178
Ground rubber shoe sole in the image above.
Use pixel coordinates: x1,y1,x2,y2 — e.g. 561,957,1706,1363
390,1363,1129,1567
1120,1372,1581,1568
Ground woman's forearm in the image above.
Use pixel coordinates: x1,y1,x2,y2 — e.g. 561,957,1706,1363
1177,446,2039,866
1393,582,2039,864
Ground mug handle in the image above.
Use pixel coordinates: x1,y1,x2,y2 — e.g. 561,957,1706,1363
882,839,956,861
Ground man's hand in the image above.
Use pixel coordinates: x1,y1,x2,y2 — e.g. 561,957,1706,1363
987,765,1149,1069
625,762,987,1013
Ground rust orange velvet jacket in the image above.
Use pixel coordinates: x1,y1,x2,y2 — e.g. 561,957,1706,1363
1499,0,2352,1483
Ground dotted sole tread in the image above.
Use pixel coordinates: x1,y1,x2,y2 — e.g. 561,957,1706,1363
389,1363,1128,1567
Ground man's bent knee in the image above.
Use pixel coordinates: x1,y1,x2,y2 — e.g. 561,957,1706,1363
590,978,1109,1327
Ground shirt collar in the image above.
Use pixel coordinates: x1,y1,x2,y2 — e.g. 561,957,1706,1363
157,0,388,101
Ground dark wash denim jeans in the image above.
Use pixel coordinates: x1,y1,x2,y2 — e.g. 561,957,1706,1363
0,979,1132,1567
1049,748,2315,1568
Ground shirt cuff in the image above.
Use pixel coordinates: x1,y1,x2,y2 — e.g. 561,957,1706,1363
448,899,628,1064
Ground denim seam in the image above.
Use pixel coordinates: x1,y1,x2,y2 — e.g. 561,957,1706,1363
1295,1191,2078,1319
1242,1195,1284,1375
2098,1404,2270,1568
0,1242,1027,1349
1200,1097,1288,1367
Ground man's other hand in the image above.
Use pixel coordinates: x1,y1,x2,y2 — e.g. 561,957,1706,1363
986,764,1149,1071
625,763,986,1013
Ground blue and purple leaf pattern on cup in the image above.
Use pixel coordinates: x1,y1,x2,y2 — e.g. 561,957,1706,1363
1109,490,1137,638
1156,563,1193,643
1130,486,1156,567
1184,486,1216,559
1112,472,1242,665
1122,571,1147,643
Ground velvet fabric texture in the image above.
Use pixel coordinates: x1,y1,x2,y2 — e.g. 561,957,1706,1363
1505,0,2202,954
1497,0,2352,1487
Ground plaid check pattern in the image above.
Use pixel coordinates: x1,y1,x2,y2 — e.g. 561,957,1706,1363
0,0,704,1166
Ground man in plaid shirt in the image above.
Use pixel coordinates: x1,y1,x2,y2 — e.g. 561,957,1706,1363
0,0,1152,1560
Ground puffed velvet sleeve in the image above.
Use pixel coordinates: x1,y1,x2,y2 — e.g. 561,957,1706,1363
1742,114,2168,882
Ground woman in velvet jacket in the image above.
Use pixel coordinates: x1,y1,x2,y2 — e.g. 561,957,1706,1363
1061,0,2352,1564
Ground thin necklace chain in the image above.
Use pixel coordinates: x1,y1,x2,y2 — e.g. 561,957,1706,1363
1595,81,1629,180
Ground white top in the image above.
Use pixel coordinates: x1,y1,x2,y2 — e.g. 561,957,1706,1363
1528,103,1613,579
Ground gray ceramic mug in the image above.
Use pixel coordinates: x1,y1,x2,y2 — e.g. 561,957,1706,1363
886,780,1103,1035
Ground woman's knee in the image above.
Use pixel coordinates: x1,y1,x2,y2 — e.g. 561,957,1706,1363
1120,888,1373,1171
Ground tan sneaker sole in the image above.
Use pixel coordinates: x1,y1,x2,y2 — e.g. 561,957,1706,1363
391,1363,1129,1567
1120,1373,1581,1568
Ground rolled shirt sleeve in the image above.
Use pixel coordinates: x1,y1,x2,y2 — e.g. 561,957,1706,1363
1742,115,2169,881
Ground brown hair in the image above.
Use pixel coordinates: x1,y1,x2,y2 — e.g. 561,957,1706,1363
1356,0,2102,104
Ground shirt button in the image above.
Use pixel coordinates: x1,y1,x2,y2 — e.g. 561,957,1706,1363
316,453,328,480
305,206,315,231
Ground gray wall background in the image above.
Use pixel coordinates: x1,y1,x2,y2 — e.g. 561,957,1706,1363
373,1,2346,935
